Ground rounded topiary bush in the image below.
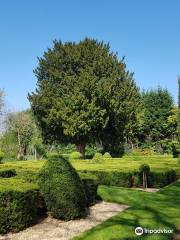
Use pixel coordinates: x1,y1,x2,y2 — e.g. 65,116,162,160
92,152,103,163
103,152,112,158
38,156,87,220
69,151,81,160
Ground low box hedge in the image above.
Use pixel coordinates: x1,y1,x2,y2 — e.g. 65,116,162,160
80,173,99,206
0,178,44,234
78,169,178,188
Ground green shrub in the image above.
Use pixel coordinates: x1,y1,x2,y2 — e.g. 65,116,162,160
139,164,150,175
0,178,43,234
69,151,81,160
81,178,98,206
78,169,178,188
128,148,154,156
149,170,177,187
0,169,16,178
172,141,180,158
38,156,87,220
103,152,112,158
47,152,61,159
79,170,133,187
0,151,5,163
92,152,103,163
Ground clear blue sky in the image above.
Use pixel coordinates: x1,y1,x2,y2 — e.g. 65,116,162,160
0,0,179,111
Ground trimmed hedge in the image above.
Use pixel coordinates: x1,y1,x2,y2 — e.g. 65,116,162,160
38,156,87,220
0,169,16,178
0,178,43,234
79,173,99,206
92,153,103,163
79,170,133,187
78,169,178,188
103,152,112,158
69,151,81,160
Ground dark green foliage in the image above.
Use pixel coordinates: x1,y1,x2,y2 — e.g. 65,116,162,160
149,170,177,187
172,141,180,158
0,169,16,178
79,170,133,187
79,169,177,188
0,179,43,234
28,38,140,158
139,164,150,174
139,88,173,143
38,156,87,220
81,178,98,206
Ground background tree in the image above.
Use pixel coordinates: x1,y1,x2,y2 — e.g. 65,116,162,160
29,38,140,158
139,88,173,144
178,77,180,141
0,89,4,115
5,110,35,159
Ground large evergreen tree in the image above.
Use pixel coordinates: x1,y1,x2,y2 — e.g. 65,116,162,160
140,87,173,142
28,38,140,157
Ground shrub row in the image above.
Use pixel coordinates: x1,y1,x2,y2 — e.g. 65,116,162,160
0,178,44,234
0,169,16,178
79,173,99,206
78,169,178,188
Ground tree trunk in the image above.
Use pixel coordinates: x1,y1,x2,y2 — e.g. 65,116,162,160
17,128,22,160
34,146,37,160
76,143,86,159
143,172,145,189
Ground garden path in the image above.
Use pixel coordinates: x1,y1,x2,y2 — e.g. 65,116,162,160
0,202,128,240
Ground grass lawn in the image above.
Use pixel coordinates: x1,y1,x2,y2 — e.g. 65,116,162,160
74,181,180,240
0,155,179,175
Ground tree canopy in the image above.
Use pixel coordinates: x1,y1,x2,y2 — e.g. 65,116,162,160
139,88,173,143
28,38,140,157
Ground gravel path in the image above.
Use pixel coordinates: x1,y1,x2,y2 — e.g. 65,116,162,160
0,202,128,240
131,188,159,193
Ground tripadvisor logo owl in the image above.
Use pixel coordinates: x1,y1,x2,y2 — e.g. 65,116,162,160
135,227,144,235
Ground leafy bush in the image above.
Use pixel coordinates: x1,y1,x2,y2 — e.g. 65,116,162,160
0,150,5,163
92,152,103,163
0,178,43,234
171,141,180,158
38,156,87,220
149,170,177,187
139,164,150,175
128,148,154,156
81,178,98,206
85,146,97,159
47,151,60,159
103,152,112,158
0,169,16,178
69,151,81,160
